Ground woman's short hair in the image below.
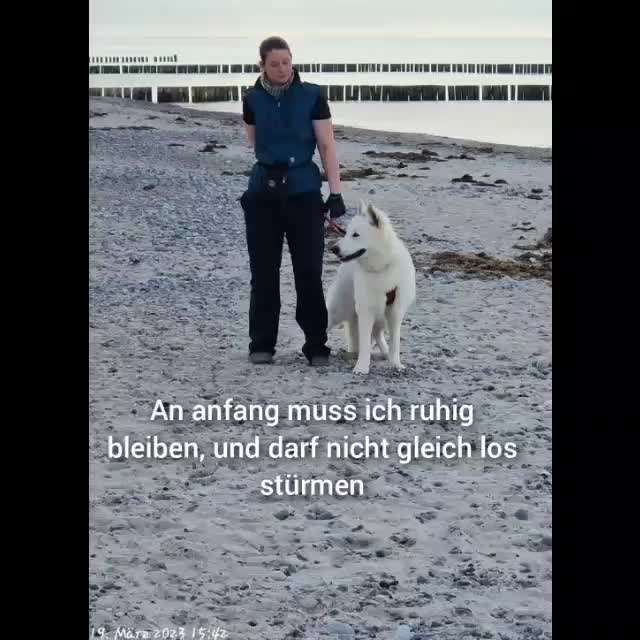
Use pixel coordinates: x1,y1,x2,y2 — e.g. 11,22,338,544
259,36,291,63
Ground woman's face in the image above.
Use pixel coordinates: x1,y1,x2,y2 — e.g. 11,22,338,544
261,49,293,85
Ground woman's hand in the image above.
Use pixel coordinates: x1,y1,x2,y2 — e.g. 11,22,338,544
324,193,347,218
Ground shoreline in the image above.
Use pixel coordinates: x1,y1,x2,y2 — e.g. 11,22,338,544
93,97,551,158
181,101,552,153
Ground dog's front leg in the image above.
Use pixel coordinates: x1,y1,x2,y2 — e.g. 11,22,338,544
387,311,404,370
353,311,374,374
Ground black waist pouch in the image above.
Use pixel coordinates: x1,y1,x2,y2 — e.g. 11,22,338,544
257,162,289,202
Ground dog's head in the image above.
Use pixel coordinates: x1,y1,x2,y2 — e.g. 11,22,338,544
330,200,390,262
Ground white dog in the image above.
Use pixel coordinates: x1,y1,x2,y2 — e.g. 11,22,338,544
327,200,416,374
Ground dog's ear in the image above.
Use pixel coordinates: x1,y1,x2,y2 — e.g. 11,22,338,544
367,203,383,228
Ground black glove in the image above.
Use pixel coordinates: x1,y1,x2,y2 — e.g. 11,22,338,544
323,193,347,219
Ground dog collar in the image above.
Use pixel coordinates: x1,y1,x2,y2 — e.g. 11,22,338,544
339,248,366,262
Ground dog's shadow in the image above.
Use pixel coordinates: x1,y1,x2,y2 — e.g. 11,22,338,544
335,348,388,362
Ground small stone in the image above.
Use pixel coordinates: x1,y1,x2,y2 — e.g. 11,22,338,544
451,173,475,183
514,509,529,520
390,533,416,547
380,578,399,589
396,624,414,640
322,621,354,639
345,534,374,548
273,510,292,521
306,506,336,520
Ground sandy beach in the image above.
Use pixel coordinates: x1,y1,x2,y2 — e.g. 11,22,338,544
89,97,551,639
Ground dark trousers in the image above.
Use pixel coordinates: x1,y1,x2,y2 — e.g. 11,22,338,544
240,190,330,361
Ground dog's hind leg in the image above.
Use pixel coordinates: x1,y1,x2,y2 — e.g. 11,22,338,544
373,325,389,357
327,307,339,332
345,317,359,354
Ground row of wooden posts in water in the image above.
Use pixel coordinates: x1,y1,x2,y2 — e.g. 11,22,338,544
89,83,551,102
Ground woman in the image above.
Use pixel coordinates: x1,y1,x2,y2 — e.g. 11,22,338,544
240,35,346,366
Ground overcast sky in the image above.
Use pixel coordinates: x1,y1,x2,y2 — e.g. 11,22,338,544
89,0,552,39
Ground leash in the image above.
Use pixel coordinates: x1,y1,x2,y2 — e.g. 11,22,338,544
325,215,346,237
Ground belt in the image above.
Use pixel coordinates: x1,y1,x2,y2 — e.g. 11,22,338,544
256,159,312,169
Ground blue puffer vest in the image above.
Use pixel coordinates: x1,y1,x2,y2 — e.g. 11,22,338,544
244,70,323,195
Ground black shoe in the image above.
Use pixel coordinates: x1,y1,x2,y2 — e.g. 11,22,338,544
249,352,273,364
310,354,329,367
